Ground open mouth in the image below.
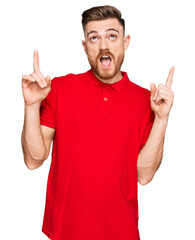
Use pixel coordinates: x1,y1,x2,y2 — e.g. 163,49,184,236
100,56,112,67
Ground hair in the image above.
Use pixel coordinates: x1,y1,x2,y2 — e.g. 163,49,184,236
81,5,125,35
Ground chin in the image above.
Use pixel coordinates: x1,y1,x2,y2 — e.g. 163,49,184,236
95,66,118,80
99,72,116,80
96,69,110,78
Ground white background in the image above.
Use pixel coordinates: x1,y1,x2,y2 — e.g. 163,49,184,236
0,0,194,239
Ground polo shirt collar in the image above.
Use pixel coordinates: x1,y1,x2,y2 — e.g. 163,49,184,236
86,68,130,92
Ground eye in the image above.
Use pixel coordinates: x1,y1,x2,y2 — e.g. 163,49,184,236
109,34,117,40
90,36,98,42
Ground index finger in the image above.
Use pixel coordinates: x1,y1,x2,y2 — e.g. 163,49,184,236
33,49,40,72
165,66,175,89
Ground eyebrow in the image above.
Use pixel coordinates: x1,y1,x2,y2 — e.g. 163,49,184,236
87,31,98,37
87,28,119,37
106,28,119,33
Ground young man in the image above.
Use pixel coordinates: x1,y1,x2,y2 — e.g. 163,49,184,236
21,5,174,240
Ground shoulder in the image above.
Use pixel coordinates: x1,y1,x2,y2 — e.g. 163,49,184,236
51,71,87,86
128,80,151,102
128,81,154,119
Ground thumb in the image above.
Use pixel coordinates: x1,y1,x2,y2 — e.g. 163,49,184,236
45,75,51,84
150,83,156,100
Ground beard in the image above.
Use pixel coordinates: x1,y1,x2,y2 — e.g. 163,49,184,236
88,49,124,80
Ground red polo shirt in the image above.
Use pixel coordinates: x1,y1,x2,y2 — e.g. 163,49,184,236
40,69,154,240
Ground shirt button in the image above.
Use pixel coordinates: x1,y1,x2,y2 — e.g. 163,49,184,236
104,97,108,101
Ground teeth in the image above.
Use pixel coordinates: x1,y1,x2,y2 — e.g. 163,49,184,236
100,56,111,63
100,56,111,60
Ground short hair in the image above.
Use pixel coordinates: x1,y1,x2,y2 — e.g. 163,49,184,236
81,5,125,35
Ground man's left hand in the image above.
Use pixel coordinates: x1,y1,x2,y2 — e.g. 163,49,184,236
150,66,175,121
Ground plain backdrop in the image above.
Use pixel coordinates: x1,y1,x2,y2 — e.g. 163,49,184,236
0,0,194,239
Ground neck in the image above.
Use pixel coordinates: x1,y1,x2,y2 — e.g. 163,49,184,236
93,70,123,84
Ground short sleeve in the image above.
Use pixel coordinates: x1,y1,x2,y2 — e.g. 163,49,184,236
40,78,57,129
139,104,155,150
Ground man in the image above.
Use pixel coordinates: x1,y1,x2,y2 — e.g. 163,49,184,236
21,5,174,240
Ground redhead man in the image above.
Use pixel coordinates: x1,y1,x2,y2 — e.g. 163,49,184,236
21,5,174,240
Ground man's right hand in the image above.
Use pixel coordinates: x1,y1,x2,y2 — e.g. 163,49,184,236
22,49,51,106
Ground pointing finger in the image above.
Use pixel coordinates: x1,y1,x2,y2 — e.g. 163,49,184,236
33,49,40,72
165,66,175,89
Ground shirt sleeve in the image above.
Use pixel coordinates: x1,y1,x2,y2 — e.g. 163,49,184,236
40,78,57,129
139,103,155,150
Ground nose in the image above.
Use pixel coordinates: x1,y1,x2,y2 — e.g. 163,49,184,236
99,37,109,50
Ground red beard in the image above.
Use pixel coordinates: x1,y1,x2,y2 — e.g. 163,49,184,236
88,49,124,80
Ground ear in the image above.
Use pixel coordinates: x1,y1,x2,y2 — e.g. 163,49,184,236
82,40,87,55
124,35,130,51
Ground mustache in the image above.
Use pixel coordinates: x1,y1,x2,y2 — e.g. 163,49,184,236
96,49,115,61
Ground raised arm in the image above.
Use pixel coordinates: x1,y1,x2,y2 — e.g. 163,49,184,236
21,50,55,170
137,66,175,185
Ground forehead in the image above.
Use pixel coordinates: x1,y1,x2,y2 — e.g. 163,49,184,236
85,18,123,35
